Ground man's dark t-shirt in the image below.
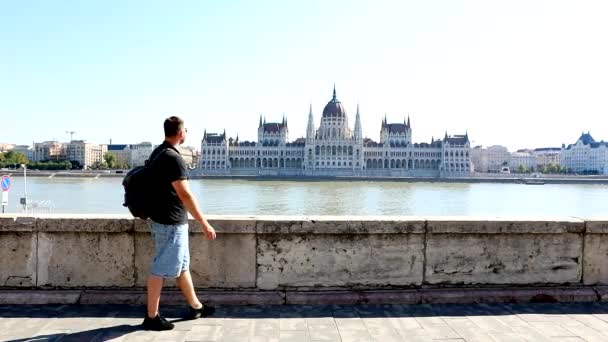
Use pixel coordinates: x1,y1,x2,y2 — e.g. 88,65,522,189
148,141,189,225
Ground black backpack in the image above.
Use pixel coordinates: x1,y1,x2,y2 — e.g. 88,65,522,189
122,149,167,219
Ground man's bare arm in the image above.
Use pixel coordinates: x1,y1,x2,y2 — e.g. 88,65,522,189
172,179,216,240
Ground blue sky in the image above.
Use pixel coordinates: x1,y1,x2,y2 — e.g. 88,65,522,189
1,0,607,151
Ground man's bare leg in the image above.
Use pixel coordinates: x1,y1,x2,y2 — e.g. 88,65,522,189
147,275,164,318
177,270,202,309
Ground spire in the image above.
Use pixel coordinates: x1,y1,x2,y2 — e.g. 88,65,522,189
259,114,262,128
444,131,448,140
223,129,226,139
332,84,337,101
355,103,362,140
203,129,207,141
306,102,315,141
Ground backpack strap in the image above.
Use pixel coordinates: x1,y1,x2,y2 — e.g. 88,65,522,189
144,148,170,167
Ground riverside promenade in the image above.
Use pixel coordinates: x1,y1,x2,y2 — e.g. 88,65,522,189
4,302,608,341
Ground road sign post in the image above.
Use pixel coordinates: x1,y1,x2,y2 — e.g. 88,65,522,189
1,175,10,214
2,191,8,213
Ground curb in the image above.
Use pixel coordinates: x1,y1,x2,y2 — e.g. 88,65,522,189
0,287,605,306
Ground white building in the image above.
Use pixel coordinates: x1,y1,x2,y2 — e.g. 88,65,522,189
1,145,34,161
561,132,608,175
470,146,487,173
177,146,198,169
33,141,66,162
470,145,510,173
198,87,472,177
509,150,536,172
0,144,15,152
66,140,107,169
533,148,561,169
129,142,155,168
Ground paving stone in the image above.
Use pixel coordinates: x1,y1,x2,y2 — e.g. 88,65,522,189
279,317,307,330
339,328,374,342
185,324,223,341
279,330,310,342
308,324,341,340
562,324,608,342
335,317,367,331
487,332,527,342
529,321,579,337
444,318,494,342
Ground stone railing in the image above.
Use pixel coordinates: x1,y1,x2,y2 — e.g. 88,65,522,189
2,215,607,291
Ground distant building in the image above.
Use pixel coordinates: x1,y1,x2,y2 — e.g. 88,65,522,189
177,146,198,168
129,142,154,167
561,132,608,174
470,145,510,172
33,141,66,162
470,146,486,173
0,144,15,152
66,140,107,169
509,150,536,171
10,145,34,161
198,87,472,177
106,144,131,167
533,148,561,169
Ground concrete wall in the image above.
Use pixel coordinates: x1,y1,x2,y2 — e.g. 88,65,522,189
1,215,607,289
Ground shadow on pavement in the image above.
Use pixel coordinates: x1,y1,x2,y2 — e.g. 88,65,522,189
3,324,139,342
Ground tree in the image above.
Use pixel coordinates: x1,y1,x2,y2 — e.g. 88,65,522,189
2,151,28,165
518,164,527,174
104,153,116,169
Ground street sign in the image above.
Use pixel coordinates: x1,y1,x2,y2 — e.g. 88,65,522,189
1,175,10,191
1,191,7,206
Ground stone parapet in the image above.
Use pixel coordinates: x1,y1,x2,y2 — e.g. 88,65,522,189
1,215,607,293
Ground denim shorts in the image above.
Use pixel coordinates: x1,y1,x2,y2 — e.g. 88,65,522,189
150,221,190,278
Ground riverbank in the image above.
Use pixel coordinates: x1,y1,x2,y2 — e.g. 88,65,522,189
3,170,608,184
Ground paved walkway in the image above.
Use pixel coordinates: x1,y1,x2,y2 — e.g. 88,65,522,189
2,303,608,341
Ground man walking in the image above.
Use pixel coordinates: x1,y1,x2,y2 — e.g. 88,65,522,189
142,116,217,331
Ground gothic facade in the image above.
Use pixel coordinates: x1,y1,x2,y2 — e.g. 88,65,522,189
198,88,472,177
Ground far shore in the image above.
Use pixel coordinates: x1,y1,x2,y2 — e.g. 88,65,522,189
2,169,608,184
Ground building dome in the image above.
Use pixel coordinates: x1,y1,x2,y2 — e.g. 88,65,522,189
322,87,346,118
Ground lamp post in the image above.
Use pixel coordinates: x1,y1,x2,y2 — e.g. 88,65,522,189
20,164,27,214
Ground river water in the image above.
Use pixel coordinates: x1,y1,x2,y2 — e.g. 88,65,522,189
2,177,607,217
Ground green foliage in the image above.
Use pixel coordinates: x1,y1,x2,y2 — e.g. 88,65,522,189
27,161,73,170
518,164,527,174
0,151,28,168
104,153,116,169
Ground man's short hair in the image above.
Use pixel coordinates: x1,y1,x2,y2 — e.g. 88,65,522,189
164,116,184,137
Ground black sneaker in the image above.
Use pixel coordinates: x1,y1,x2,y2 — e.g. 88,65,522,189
142,314,175,331
185,304,215,320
